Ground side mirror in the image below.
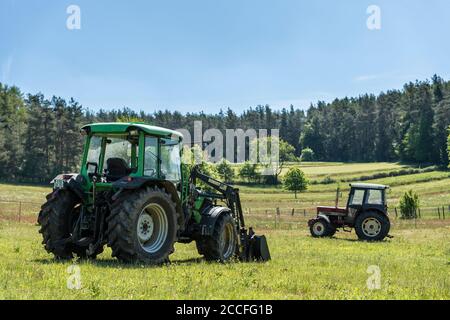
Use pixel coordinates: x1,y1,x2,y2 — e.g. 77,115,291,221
86,162,98,175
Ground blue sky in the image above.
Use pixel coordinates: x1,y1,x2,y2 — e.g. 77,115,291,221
1,0,449,114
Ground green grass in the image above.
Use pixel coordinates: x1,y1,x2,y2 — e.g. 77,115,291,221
0,162,449,299
0,183,49,203
0,221,448,299
293,162,409,179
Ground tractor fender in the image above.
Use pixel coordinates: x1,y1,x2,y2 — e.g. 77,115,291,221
112,177,181,204
50,174,85,202
317,213,331,224
199,206,231,236
66,176,86,201
358,207,389,220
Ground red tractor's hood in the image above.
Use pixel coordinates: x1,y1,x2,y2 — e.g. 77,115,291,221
316,206,347,214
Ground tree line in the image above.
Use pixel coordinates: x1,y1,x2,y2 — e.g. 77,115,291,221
0,75,449,183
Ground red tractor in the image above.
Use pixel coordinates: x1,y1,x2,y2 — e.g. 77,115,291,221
308,183,391,241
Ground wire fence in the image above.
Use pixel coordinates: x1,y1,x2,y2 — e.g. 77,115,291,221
0,200,42,223
0,199,448,229
241,205,449,230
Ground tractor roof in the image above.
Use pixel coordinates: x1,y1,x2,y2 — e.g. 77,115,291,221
81,122,183,141
350,183,389,190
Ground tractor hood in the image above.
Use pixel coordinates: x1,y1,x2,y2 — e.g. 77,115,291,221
81,122,183,141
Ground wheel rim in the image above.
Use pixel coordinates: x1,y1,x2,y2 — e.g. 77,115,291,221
313,221,325,236
137,203,168,253
221,222,235,259
361,217,382,237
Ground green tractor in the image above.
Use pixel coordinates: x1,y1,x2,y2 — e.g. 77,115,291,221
38,122,270,264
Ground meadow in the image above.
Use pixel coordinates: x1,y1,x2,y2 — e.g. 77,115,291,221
0,162,449,299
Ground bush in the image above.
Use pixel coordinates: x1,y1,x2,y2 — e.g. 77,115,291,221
215,159,235,183
300,148,315,161
238,162,260,183
399,190,420,219
321,176,336,184
283,167,309,198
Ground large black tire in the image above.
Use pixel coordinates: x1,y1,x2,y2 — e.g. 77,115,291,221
196,212,238,262
309,218,336,238
106,186,178,264
355,211,390,241
38,190,102,259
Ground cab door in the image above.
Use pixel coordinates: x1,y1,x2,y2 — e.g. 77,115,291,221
347,188,366,220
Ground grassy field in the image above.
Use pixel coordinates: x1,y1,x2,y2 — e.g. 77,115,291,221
0,222,448,299
0,162,449,299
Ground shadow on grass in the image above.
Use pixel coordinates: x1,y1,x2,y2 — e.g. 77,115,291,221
327,236,392,243
33,256,208,269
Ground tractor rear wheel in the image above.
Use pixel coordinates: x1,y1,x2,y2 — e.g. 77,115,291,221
106,186,178,264
309,218,336,238
38,190,101,259
196,212,238,262
355,211,390,241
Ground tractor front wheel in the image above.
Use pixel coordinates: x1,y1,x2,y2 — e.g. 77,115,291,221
106,186,178,264
309,218,336,238
196,212,238,262
355,211,390,241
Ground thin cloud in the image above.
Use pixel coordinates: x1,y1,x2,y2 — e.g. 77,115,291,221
1,56,13,84
354,74,383,82
354,73,428,83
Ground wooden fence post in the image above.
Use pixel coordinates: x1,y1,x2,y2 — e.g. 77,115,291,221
418,208,421,219
276,207,280,229
443,206,445,220
438,207,441,219
303,209,306,217
394,207,398,219
291,208,295,216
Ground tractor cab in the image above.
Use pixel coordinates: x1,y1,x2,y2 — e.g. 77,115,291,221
346,183,388,216
80,122,183,185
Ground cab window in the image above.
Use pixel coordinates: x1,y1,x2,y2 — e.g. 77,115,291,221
367,189,383,205
160,138,181,181
144,136,158,177
103,137,133,169
350,189,365,206
86,136,102,174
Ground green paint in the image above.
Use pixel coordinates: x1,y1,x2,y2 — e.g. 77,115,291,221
192,197,205,223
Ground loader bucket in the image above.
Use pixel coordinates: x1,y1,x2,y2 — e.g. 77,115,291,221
250,234,271,261
242,228,271,262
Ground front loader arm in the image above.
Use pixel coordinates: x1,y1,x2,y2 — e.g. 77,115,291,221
189,165,271,262
189,165,245,229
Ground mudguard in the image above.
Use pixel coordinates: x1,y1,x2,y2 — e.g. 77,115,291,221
317,213,331,224
198,206,230,236
51,174,85,201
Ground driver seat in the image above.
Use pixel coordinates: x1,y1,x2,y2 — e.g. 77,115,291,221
106,158,131,182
